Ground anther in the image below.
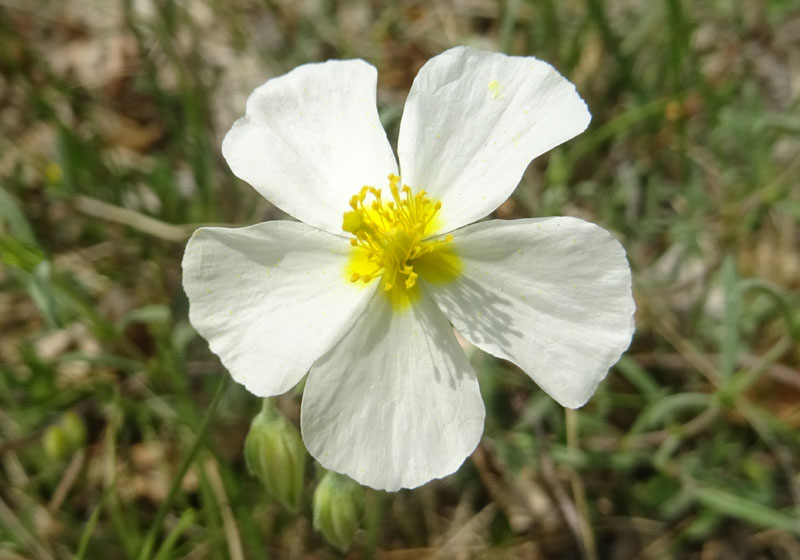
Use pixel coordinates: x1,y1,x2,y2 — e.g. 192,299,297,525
343,174,454,295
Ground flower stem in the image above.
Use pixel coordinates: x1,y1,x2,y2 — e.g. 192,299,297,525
566,408,597,560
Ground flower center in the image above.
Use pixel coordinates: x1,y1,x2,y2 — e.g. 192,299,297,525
342,174,458,306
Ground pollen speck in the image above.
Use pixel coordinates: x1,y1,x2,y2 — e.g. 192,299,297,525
488,80,502,99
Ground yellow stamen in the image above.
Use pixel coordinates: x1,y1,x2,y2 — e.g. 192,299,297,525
343,174,461,308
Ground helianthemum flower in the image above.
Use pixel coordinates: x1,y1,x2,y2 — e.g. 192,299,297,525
183,46,635,491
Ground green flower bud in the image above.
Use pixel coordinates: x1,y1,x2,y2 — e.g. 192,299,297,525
43,411,86,461
244,400,306,511
312,470,366,552
43,424,70,461
62,411,87,448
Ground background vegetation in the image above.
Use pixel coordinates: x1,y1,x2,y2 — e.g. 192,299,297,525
1,0,799,558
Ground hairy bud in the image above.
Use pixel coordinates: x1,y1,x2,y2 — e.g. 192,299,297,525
312,470,366,551
243,400,306,511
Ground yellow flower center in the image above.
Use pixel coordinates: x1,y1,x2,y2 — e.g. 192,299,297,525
343,174,460,308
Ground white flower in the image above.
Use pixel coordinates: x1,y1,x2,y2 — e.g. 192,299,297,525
182,46,635,491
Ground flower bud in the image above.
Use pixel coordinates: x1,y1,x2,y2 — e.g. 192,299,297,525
244,400,305,511
43,411,86,461
312,470,366,552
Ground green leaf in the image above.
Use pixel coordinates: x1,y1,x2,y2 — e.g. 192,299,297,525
0,185,36,243
694,486,800,536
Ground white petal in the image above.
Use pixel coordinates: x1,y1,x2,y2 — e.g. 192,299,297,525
301,293,485,491
398,47,590,233
426,218,635,408
222,60,398,235
182,221,374,396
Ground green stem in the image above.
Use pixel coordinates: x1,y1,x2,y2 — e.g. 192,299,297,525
137,375,229,560
566,409,598,560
